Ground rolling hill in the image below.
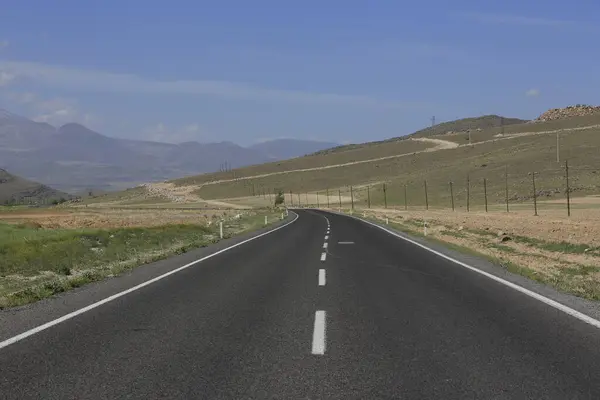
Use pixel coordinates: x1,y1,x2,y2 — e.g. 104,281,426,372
0,168,71,205
151,109,600,214
407,115,529,138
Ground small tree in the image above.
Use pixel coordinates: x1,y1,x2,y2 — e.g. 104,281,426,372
274,190,285,206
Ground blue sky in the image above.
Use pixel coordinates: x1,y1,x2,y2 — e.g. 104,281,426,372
1,0,599,146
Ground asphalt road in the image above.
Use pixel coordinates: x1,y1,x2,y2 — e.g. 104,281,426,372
1,209,600,399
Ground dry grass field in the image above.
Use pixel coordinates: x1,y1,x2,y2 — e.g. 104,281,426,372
0,201,283,308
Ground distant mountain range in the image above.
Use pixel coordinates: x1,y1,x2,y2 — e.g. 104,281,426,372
0,109,339,193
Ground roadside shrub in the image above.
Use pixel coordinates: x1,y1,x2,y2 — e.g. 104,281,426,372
274,190,285,206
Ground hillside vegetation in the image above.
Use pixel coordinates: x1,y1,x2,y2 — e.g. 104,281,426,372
170,115,528,189
178,113,600,214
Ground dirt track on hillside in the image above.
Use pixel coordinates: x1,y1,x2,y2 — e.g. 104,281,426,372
182,124,592,190
143,183,250,209
147,121,600,203
188,138,454,188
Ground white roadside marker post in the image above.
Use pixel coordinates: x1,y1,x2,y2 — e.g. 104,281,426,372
219,221,223,239
265,215,268,225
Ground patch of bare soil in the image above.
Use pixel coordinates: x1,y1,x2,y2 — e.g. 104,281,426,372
412,137,459,150
365,207,600,247
144,182,249,209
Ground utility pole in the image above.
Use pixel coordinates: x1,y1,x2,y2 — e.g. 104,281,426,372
532,172,538,216
566,160,571,217
483,178,488,212
505,166,509,213
466,174,470,212
383,183,387,209
450,181,454,211
424,180,429,210
431,116,436,127
557,131,560,163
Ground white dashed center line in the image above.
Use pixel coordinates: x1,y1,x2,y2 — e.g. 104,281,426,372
323,243,328,249
312,311,326,355
319,269,326,286
325,235,329,240
320,252,327,261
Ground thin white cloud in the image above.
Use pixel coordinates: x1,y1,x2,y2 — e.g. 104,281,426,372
6,91,38,104
34,104,97,128
143,123,167,136
455,12,593,31
0,71,15,86
1,91,99,127
526,88,540,97
254,136,293,143
183,123,200,133
143,122,207,143
0,60,424,109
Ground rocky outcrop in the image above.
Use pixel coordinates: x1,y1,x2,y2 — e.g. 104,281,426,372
536,105,600,122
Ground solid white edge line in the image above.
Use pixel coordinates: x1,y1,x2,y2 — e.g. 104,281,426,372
319,269,326,286
0,212,301,351
320,252,327,261
312,310,326,355
319,209,600,330
338,241,354,245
